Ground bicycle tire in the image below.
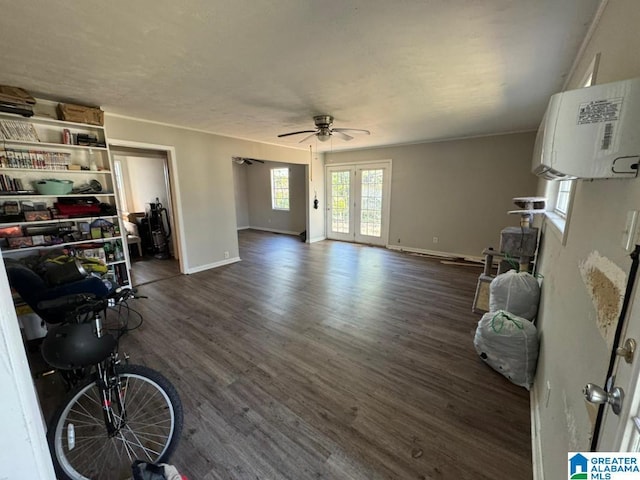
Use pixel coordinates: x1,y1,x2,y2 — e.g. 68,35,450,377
47,364,183,480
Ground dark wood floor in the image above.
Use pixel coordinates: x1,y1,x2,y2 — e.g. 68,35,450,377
35,229,532,479
129,256,180,286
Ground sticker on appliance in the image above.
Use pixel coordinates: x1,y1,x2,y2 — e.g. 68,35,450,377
577,97,623,125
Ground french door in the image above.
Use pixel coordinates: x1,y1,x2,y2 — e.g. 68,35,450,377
326,161,391,246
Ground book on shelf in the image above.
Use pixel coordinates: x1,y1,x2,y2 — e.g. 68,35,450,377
0,147,71,169
0,174,25,192
0,119,39,141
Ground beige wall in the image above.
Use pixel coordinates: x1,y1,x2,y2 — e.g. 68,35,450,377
233,162,250,228
245,162,306,234
325,132,538,257
533,1,640,478
308,153,326,243
104,116,315,270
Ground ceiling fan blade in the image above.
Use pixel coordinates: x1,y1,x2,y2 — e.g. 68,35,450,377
253,159,265,163
333,128,370,135
332,131,354,141
278,130,317,138
298,132,318,143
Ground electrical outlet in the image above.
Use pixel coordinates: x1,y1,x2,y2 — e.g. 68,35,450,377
432,236,439,244
224,251,229,259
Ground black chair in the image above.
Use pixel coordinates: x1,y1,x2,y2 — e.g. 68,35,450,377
5,259,113,325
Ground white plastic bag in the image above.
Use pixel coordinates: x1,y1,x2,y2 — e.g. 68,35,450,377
489,270,540,321
473,310,539,389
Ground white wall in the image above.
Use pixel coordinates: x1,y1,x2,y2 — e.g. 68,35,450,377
533,1,640,478
120,154,169,214
0,252,56,480
325,132,538,257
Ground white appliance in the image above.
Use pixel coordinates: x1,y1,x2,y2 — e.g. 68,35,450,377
532,78,640,180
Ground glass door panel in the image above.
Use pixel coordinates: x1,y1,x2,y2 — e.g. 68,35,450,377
358,169,384,239
326,168,354,241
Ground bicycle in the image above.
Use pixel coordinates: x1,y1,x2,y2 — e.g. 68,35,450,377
36,288,183,480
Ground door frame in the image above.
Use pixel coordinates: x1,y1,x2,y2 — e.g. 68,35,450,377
108,139,187,274
325,159,392,247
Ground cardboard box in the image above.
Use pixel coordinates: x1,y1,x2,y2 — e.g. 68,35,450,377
57,103,104,126
0,85,35,105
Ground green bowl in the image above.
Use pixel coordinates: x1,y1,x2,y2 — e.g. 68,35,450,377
35,179,74,195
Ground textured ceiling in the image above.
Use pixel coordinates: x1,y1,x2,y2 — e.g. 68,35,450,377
0,0,601,152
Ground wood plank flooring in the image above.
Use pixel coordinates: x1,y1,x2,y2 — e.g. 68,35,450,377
117,230,532,480
129,256,180,286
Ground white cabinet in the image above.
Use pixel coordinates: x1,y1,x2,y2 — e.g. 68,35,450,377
0,111,130,287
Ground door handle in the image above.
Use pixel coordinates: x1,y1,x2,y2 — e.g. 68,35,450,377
584,383,625,415
616,338,636,364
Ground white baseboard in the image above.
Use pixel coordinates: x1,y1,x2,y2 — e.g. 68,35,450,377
530,387,544,480
249,226,301,236
308,236,326,243
237,226,250,230
386,244,485,263
185,256,241,274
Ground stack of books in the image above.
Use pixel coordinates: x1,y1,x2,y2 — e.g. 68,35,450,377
0,86,35,117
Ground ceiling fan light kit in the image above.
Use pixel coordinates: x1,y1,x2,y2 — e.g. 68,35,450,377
278,115,370,143
317,131,331,142
232,157,265,166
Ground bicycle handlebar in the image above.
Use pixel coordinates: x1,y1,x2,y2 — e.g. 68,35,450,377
37,293,97,311
37,288,141,318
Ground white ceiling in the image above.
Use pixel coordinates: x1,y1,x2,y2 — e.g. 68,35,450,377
0,0,601,152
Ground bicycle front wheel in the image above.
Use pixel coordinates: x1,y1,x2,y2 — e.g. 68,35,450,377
48,364,183,480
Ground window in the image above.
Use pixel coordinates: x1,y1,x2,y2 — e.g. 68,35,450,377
270,168,290,210
554,180,573,217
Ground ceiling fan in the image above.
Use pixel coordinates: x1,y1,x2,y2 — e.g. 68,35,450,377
277,115,370,143
232,157,265,165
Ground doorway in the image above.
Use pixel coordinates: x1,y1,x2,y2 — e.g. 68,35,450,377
109,143,183,285
326,161,391,246
232,158,307,240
